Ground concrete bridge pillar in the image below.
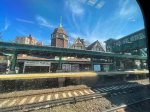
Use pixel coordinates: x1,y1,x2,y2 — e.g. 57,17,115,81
58,78,65,87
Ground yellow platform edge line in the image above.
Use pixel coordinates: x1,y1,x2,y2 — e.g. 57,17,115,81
0,71,148,80
0,72,97,80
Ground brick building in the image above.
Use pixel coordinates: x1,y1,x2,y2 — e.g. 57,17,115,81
51,21,68,48
16,35,44,46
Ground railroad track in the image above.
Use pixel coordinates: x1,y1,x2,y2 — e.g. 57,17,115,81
1,84,149,112
0,93,105,112
104,97,150,112
0,86,95,112
0,86,91,99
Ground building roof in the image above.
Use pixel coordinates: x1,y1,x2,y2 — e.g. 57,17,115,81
17,55,51,61
71,37,85,49
104,38,116,43
67,58,90,62
17,55,90,63
52,17,67,36
28,35,36,40
53,27,67,35
87,40,105,52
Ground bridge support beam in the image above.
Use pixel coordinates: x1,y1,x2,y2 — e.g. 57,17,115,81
10,51,18,72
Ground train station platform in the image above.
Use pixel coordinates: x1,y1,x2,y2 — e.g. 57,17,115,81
0,70,149,80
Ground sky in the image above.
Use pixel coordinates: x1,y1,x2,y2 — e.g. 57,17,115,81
0,0,144,46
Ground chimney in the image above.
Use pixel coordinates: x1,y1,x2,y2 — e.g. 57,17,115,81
29,34,31,37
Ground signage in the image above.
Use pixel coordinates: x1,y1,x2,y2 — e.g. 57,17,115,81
62,64,71,71
24,61,51,66
94,65,101,72
114,30,145,46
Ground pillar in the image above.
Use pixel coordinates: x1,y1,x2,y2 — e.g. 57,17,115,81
58,78,65,87
10,51,18,71
100,64,103,71
123,75,127,81
120,60,124,70
132,59,136,69
91,58,94,70
140,60,144,69
113,58,116,71
58,55,62,70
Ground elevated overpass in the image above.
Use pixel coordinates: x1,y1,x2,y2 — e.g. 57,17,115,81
105,29,147,55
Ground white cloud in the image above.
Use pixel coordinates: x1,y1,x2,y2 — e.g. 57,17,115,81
1,18,10,32
36,15,55,28
16,18,34,24
96,1,105,9
115,34,125,39
69,33,79,39
118,0,138,17
16,29,28,35
79,0,87,3
69,32,86,40
87,0,97,6
128,17,136,22
69,32,104,44
65,0,84,15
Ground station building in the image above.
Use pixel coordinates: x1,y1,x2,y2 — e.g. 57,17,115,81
0,21,147,74
8,20,107,73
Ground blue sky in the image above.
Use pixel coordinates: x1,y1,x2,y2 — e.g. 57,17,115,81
0,0,144,46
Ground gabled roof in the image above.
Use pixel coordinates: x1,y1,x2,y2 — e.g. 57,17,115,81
71,37,85,48
87,40,105,52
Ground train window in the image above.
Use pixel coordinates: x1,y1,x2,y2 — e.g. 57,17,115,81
0,0,149,112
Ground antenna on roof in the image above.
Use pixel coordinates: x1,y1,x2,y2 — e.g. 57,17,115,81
59,16,62,28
